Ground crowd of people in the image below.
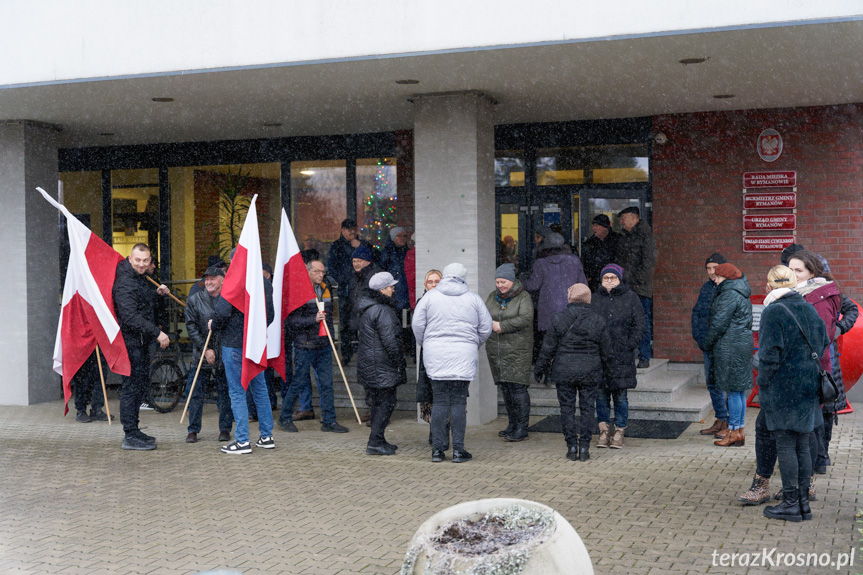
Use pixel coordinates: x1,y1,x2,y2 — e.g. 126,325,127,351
71,211,856,510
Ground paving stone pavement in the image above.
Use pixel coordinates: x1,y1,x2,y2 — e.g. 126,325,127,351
0,401,860,575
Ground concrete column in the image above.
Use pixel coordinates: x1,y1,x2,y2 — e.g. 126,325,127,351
413,92,497,425
0,121,60,405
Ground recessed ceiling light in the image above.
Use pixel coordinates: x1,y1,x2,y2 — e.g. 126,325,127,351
679,58,708,65
713,94,736,99
98,132,115,136
395,79,420,85
300,169,316,176
262,123,283,128
151,97,174,102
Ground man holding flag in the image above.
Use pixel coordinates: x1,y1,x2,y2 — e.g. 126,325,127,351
279,259,349,433
113,243,171,451
212,196,276,454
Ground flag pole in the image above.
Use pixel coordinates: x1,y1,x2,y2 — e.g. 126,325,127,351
94,346,111,426
180,329,212,424
145,275,186,308
317,300,361,425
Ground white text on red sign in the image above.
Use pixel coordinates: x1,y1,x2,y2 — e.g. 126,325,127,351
743,214,796,231
743,171,797,188
743,192,797,209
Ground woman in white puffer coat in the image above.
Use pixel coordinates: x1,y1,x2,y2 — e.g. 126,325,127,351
413,262,493,464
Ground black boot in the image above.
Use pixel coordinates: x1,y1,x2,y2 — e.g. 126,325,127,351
764,487,802,522
578,444,590,462
498,385,516,437
566,442,579,461
506,389,530,442
799,479,812,521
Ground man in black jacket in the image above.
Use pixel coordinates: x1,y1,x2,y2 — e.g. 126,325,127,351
278,259,348,434
692,253,729,437
113,243,170,451
581,214,619,292
615,207,656,368
183,265,233,443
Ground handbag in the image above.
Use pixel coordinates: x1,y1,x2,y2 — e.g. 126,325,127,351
775,303,840,405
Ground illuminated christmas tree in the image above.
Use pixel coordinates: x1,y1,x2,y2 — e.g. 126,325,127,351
361,158,397,250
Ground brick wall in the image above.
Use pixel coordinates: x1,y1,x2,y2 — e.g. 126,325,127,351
652,103,863,362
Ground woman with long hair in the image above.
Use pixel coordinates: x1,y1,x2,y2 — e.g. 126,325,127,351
787,249,843,474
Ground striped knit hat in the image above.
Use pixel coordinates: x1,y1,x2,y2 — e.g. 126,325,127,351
600,263,624,281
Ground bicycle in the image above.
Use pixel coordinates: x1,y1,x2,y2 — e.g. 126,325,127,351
148,334,187,413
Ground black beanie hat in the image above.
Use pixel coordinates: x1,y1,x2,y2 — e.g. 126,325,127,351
705,253,727,266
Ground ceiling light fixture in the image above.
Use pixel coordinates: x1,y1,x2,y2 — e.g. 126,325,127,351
395,79,420,85
679,58,708,65
262,123,283,128
300,169,316,176
98,132,115,136
713,94,736,99
151,97,174,102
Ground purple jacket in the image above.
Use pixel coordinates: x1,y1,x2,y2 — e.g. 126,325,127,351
523,250,587,332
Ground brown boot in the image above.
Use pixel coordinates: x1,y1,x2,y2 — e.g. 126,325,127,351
738,474,770,505
715,428,745,447
700,419,725,435
712,420,730,439
610,427,625,449
597,422,610,448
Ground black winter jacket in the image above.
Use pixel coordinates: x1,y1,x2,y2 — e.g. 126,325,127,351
757,291,829,432
185,288,221,364
534,302,612,387
581,232,619,292
347,263,382,332
356,290,407,389
211,278,274,349
615,219,656,298
288,283,334,350
113,258,162,348
591,283,645,390
691,279,717,352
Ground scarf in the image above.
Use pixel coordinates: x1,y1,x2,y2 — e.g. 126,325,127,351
495,283,524,310
794,277,831,298
763,287,793,307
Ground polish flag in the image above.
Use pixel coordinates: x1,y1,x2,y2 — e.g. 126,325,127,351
220,195,269,390
37,187,130,414
267,208,316,381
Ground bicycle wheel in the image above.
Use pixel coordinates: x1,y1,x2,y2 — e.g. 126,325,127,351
149,359,184,413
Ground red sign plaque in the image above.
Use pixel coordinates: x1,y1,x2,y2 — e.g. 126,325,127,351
743,214,796,231
743,192,797,209
743,236,795,252
743,171,796,188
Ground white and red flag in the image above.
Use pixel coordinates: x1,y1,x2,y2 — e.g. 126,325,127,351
37,187,130,414
267,208,316,380
220,195,269,390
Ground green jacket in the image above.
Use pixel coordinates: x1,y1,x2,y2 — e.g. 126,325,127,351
484,283,534,385
704,276,754,392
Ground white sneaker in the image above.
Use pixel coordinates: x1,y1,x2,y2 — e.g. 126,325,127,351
140,402,154,411
255,436,275,449
221,440,252,454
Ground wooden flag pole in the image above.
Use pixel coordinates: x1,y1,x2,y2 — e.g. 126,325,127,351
180,329,212,424
94,345,111,426
145,275,186,308
318,300,362,425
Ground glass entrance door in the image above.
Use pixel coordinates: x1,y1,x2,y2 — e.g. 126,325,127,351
495,188,575,273
578,188,649,251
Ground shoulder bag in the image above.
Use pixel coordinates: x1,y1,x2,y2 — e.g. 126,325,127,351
776,303,839,405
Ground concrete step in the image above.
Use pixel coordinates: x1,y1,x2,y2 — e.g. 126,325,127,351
628,370,698,404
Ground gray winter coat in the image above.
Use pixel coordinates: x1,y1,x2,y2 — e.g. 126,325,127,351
412,276,493,381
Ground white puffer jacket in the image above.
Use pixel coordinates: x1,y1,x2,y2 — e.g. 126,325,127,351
413,276,493,381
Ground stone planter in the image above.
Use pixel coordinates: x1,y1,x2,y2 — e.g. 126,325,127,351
402,498,593,575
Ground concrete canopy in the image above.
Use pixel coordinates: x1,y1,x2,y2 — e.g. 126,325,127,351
1,18,862,148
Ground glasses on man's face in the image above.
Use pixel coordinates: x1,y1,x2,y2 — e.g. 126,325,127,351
310,268,326,274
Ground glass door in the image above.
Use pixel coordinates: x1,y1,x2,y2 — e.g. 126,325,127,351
495,188,575,273
578,188,648,252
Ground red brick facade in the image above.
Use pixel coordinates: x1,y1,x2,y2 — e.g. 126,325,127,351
652,104,863,362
